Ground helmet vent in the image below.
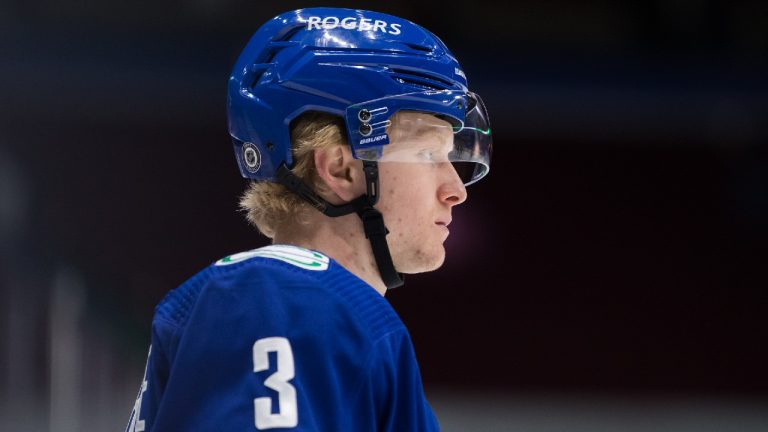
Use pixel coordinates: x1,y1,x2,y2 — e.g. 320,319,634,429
403,42,434,53
248,59,274,89
275,25,304,42
389,68,455,91
249,40,299,88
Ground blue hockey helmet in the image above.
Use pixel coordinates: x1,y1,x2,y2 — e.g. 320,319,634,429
227,7,492,186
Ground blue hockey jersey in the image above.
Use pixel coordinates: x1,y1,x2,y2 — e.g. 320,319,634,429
126,245,439,431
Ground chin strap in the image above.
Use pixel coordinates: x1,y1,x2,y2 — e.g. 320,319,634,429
276,162,405,289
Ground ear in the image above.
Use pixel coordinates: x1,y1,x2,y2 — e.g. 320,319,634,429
314,144,364,203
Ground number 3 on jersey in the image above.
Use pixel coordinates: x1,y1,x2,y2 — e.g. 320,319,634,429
253,337,298,429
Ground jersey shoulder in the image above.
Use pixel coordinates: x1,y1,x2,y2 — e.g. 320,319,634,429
153,245,329,328
154,244,403,340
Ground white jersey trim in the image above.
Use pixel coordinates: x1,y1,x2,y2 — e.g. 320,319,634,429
215,245,330,271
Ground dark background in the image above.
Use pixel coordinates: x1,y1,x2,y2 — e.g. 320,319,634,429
1,1,767,424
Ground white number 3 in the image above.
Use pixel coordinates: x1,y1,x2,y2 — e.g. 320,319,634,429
253,337,298,429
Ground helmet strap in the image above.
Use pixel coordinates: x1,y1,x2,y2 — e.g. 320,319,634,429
275,162,405,289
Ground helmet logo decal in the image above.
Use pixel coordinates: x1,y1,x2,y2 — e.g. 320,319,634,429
359,134,388,145
306,16,402,35
242,142,262,173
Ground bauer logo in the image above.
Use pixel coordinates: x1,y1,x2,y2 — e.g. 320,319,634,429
306,16,402,35
359,134,388,145
455,68,466,80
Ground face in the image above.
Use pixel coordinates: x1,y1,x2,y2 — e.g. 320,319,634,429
372,112,468,273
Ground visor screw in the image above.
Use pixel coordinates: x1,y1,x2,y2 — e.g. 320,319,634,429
358,109,372,122
359,123,372,136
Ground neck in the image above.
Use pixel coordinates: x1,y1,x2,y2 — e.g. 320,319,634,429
271,213,387,296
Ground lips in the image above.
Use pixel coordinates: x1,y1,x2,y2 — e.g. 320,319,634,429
435,218,451,238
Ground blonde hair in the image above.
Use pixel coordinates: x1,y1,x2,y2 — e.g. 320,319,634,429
239,112,347,238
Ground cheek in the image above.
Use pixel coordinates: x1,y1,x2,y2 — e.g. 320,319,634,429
379,178,424,214
377,164,437,226
379,164,434,200
379,191,433,241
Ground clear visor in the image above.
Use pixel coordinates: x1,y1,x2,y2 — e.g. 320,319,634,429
348,91,492,186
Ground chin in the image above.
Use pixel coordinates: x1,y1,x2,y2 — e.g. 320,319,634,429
394,244,446,274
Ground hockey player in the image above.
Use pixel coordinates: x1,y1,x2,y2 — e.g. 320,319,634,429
127,7,492,431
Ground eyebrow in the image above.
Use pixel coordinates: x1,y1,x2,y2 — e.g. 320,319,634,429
387,116,454,151
399,120,451,138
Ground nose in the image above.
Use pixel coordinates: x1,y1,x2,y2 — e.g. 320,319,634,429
438,162,468,206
